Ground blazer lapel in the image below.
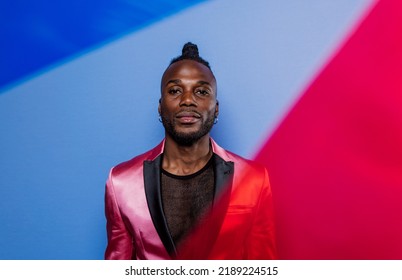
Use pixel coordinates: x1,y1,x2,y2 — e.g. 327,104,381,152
143,155,177,257
209,154,234,246
214,154,234,200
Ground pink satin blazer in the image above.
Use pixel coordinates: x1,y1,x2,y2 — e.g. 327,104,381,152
105,138,277,259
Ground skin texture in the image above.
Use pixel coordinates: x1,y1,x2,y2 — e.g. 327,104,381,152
158,59,219,176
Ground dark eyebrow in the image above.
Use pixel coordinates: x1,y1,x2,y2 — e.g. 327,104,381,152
165,80,212,86
197,81,212,86
165,79,181,86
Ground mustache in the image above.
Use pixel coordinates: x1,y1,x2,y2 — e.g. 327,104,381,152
175,110,202,118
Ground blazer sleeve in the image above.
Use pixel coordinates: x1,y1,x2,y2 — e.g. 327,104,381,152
245,167,278,259
104,169,134,259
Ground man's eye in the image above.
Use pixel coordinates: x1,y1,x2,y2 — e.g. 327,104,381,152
168,88,181,95
196,89,209,96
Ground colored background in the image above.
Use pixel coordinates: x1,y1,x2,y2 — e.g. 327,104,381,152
2,0,398,260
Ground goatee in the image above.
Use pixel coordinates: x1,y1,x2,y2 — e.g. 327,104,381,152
161,113,215,146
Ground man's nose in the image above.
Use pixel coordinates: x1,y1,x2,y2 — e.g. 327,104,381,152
179,90,196,106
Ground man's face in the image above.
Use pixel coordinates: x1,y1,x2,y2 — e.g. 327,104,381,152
159,59,218,146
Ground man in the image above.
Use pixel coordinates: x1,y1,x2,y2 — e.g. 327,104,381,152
105,42,277,259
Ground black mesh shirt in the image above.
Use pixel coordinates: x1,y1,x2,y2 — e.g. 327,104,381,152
161,156,215,247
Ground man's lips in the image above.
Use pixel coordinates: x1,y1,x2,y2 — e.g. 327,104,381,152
175,111,201,123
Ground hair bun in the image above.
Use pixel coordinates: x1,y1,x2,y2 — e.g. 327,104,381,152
182,42,199,59
168,42,211,70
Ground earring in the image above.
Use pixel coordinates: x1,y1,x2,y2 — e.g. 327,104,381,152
158,115,162,123
214,117,218,124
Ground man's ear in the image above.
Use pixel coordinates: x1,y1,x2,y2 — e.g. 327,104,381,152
215,100,219,117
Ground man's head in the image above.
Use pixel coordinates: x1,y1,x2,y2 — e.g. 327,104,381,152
159,42,219,146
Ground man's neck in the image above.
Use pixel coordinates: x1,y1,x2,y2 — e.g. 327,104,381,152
162,135,212,176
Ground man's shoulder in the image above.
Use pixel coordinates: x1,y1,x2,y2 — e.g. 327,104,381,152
226,151,265,169
112,150,149,172
215,145,267,174
217,147,270,194
110,141,164,176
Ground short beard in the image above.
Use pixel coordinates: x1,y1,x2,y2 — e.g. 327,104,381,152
161,113,215,147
